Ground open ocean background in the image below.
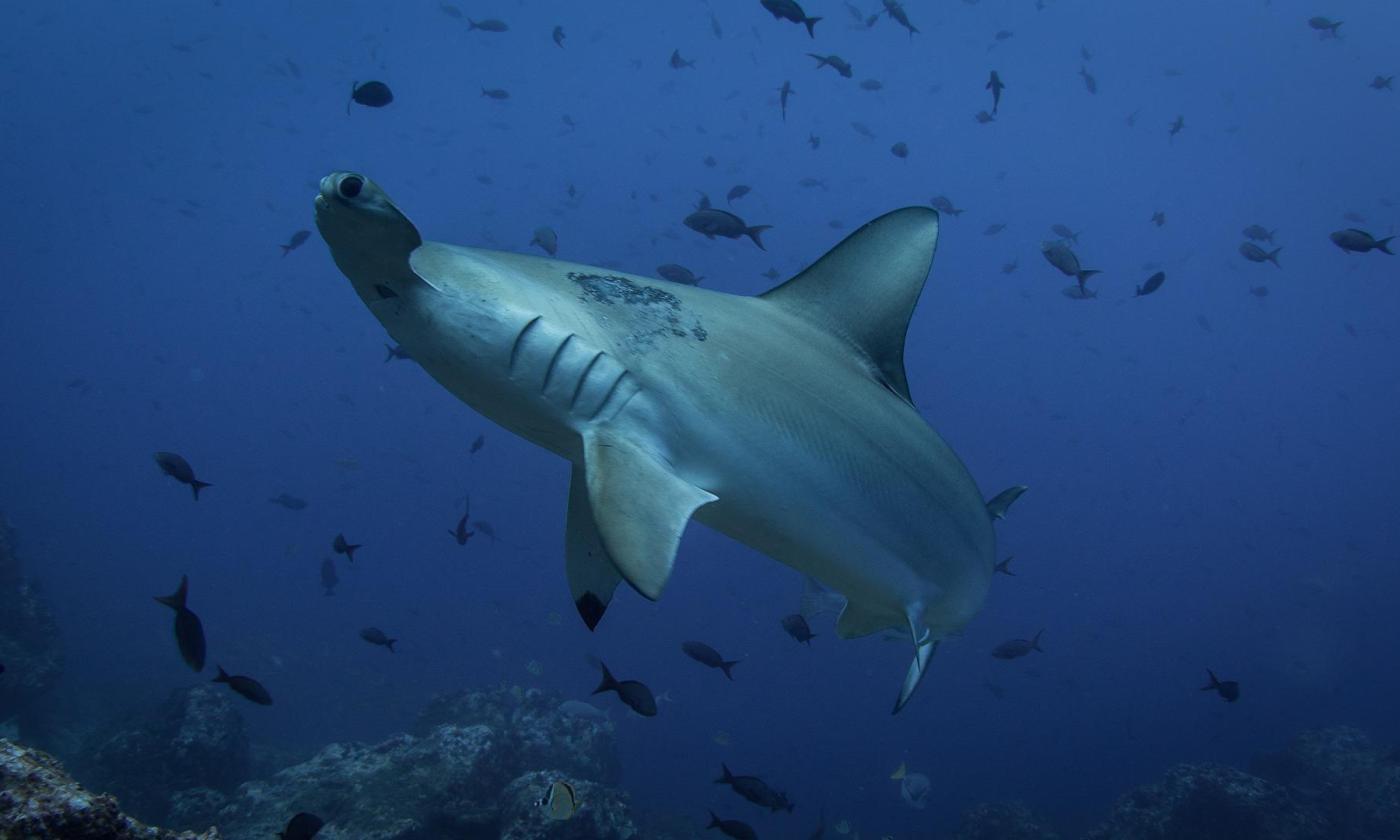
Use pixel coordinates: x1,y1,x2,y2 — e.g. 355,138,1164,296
2,1,1398,836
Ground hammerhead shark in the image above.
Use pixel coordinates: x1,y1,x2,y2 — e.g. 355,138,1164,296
315,172,998,713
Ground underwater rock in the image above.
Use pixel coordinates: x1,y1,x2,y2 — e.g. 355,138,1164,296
498,770,637,839
0,515,64,730
1082,763,1330,840
1250,726,1400,837
0,738,219,839
82,684,250,823
414,685,621,783
952,801,1061,840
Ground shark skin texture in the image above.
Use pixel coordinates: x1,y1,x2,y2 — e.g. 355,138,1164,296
315,171,996,713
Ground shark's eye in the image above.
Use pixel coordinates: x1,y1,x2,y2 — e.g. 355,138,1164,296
338,175,364,199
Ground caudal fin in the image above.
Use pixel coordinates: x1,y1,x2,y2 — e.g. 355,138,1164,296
714,762,734,784
592,660,619,696
720,660,740,681
154,575,189,610
190,480,212,501
1077,269,1101,284
279,245,293,257
1032,630,1045,652
212,665,230,684
803,16,822,38
892,638,938,714
1376,236,1394,255
1268,247,1282,267
746,224,773,250
707,811,723,830
1200,669,1221,691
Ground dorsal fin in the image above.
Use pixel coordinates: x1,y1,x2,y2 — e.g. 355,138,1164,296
760,207,939,403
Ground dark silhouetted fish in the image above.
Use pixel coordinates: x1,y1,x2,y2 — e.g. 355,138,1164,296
154,452,212,500
1201,669,1240,702
530,227,558,255
474,520,497,541
994,556,1015,576
657,264,704,285
1239,242,1282,267
280,230,310,256
360,627,397,652
991,630,1044,659
684,208,772,249
1242,225,1275,243
450,496,474,545
1136,271,1166,297
682,641,741,679
726,184,750,204
332,533,361,562
983,223,1006,236
808,53,853,78
468,17,508,32
670,49,696,69
592,660,657,716
384,343,412,362
778,80,794,121
481,87,510,100
1168,115,1185,139
1370,75,1393,90
715,763,795,812
320,557,338,596
213,665,273,705
883,0,918,35
986,70,1004,114
1308,16,1342,37
1050,224,1080,243
859,79,883,91
890,141,909,158
975,110,996,124
269,493,307,510
348,80,393,113
1150,211,1166,227
1249,285,1270,298
807,133,820,149
707,811,758,840
930,195,963,216
1079,65,1097,94
470,434,485,454
154,575,206,672
1330,229,1393,254
781,613,816,644
278,811,324,840
985,485,1027,520
552,25,565,48
1041,241,1099,291
761,0,821,38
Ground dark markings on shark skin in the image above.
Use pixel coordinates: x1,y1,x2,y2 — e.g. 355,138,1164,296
567,272,707,351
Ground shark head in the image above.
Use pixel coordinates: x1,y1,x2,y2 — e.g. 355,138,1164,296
315,172,425,304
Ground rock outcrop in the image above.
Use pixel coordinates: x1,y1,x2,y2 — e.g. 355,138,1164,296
0,515,64,731
953,801,1061,840
0,738,218,839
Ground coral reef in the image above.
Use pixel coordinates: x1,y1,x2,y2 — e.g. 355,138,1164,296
1251,726,1400,839
0,737,218,839
953,801,1061,840
0,515,64,730
80,684,250,824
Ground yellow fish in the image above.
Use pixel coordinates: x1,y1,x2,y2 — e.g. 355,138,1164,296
536,780,579,821
889,761,907,780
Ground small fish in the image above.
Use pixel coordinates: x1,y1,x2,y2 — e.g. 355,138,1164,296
726,184,750,204
1370,75,1393,91
1249,285,1270,298
1150,210,1166,227
1050,224,1080,243
1168,115,1185,139
897,768,931,809
279,230,310,256
669,49,695,69
994,30,1014,41
890,141,909,159
1242,224,1275,243
536,779,580,821
332,533,362,562
154,452,212,500
761,0,822,38
154,575,206,672
1239,242,1282,267
439,3,462,18
1136,271,1166,297
213,665,273,705
360,627,397,652
470,434,485,454
1081,45,1093,61
1330,229,1394,255
703,155,718,168
684,208,772,249
682,641,741,680
1308,16,1342,37
715,763,794,812
1079,65,1097,94
850,121,875,139
994,556,1015,576
883,0,919,36
320,557,338,596
991,630,1044,660
480,87,510,101
384,343,412,363
278,812,324,840
657,264,704,285
780,613,816,644
777,80,795,121
986,70,1004,114
859,78,884,91
974,110,996,124
473,521,497,541
808,53,853,78
807,133,820,149
1041,241,1099,293
552,25,565,48
985,485,1028,520
1200,669,1240,702
592,660,657,716
1001,259,1018,274
983,223,1006,236
706,811,759,840
269,493,307,510
468,18,508,32
761,268,781,281
348,80,393,113
929,195,963,216
450,496,475,545
530,226,558,255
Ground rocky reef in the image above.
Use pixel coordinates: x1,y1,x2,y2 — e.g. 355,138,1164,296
77,684,251,825
0,515,64,734
0,738,218,839
953,801,1062,840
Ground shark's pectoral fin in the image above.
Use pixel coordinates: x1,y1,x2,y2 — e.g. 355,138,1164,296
835,600,896,638
583,430,717,601
565,464,623,630
893,639,938,715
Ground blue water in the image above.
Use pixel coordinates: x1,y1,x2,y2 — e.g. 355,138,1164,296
3,1,1399,836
